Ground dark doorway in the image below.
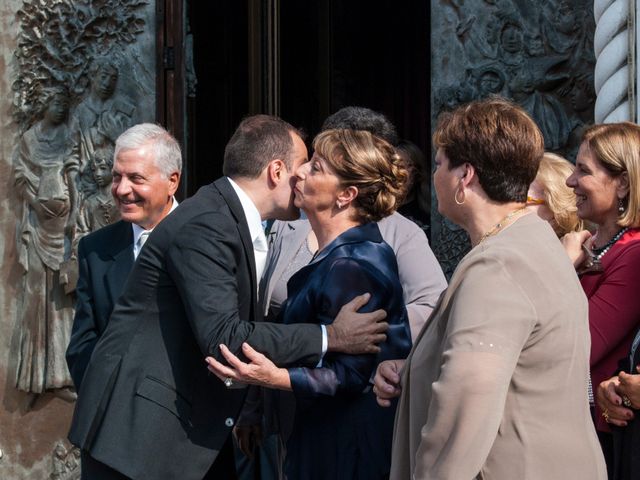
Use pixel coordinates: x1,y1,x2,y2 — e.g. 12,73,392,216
183,0,429,196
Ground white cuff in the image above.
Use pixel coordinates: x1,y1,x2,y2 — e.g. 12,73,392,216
317,324,328,368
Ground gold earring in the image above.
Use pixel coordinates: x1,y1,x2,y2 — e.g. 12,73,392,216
454,187,465,205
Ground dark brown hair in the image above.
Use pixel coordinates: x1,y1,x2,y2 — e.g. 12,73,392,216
433,97,543,202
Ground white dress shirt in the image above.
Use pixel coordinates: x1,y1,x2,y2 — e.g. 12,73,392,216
132,197,179,259
227,178,269,284
227,177,327,360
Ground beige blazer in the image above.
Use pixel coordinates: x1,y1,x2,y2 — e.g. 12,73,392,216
390,213,606,480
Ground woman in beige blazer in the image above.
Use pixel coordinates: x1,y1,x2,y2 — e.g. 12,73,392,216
374,98,607,480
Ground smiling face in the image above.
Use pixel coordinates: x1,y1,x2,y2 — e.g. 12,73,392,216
566,142,623,225
111,143,179,229
293,152,342,217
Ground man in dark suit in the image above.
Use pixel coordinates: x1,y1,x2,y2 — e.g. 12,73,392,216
68,115,387,479
66,123,181,391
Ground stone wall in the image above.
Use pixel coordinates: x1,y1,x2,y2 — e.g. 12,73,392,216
430,0,597,277
0,1,156,478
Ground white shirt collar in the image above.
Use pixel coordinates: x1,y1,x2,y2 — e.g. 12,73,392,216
131,196,179,246
227,177,264,244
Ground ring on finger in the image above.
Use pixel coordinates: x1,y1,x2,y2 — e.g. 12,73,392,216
623,395,633,408
602,409,610,423
224,377,234,388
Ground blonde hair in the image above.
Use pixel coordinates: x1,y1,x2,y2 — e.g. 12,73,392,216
535,153,583,236
583,123,640,228
313,129,409,222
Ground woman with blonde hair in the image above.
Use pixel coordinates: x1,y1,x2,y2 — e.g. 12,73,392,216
207,128,412,479
526,152,583,236
562,122,640,477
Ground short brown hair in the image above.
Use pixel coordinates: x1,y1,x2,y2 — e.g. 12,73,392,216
223,114,302,179
583,122,640,227
433,97,544,202
313,129,409,222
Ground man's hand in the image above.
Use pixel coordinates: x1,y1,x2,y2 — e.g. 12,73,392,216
597,376,634,427
373,359,405,407
233,424,262,459
327,293,388,354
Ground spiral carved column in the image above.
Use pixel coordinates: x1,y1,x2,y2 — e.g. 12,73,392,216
594,0,631,122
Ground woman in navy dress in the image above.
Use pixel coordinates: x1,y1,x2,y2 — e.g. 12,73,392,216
209,128,412,479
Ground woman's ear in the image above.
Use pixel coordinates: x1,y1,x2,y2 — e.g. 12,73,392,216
617,171,630,199
337,185,359,208
459,163,476,188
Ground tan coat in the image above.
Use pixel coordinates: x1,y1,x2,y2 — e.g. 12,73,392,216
390,214,606,480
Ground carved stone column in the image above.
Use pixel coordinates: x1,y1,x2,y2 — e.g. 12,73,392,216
594,0,632,122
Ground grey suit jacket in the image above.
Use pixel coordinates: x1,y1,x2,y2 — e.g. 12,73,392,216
68,178,322,480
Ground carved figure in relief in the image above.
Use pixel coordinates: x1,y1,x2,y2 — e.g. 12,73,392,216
13,87,77,396
475,66,506,98
509,69,571,150
50,443,81,480
71,58,136,171
78,145,120,234
498,19,526,70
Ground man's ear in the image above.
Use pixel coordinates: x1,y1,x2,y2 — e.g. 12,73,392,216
168,171,180,196
267,159,286,186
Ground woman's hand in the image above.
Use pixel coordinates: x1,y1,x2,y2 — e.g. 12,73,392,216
597,376,634,427
373,359,405,407
617,366,640,409
205,343,291,390
561,230,592,268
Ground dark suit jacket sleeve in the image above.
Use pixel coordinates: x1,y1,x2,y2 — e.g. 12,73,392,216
66,238,99,389
165,211,322,367
288,258,400,399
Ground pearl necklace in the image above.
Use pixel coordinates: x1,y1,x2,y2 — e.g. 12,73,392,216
591,227,629,261
477,207,527,246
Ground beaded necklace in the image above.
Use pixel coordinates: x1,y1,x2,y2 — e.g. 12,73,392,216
591,227,629,261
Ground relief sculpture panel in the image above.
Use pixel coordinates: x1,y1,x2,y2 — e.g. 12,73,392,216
0,1,155,477
10,0,151,400
431,0,596,277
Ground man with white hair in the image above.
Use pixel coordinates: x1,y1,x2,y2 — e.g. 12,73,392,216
66,123,181,391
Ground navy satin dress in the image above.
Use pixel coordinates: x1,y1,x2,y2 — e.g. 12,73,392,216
279,223,411,480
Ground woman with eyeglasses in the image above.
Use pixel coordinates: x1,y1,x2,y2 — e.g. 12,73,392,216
526,152,583,237
562,123,640,477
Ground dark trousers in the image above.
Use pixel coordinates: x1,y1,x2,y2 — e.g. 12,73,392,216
80,437,237,480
